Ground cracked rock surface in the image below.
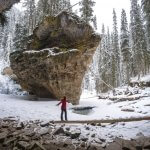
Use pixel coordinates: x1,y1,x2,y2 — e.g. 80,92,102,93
10,11,100,104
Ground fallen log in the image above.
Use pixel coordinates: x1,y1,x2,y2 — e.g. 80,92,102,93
51,116,150,124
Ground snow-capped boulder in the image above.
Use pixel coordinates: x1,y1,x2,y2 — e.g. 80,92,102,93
10,11,100,104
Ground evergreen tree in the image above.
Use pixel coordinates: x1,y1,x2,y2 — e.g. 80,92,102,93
141,0,150,51
120,9,131,84
36,0,72,24
79,0,95,24
13,23,28,51
92,15,97,30
98,25,112,92
106,27,113,87
130,0,148,77
112,9,120,86
23,0,36,35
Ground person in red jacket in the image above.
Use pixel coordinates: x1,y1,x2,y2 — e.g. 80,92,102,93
57,96,68,121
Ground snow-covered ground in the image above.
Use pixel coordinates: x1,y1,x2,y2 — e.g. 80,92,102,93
0,87,150,141
0,90,150,121
131,74,150,82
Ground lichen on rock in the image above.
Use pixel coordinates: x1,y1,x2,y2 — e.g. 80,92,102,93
10,11,100,104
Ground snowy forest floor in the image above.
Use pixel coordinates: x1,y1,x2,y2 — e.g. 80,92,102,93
0,86,150,144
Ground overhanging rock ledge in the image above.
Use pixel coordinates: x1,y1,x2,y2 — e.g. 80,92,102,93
10,11,101,104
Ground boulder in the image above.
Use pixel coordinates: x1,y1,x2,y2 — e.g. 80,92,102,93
2,67,18,81
10,11,100,104
2,67,13,76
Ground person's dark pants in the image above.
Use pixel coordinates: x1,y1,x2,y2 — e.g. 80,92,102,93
61,109,67,121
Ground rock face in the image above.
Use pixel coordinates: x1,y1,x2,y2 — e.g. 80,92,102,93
10,11,100,104
0,0,20,13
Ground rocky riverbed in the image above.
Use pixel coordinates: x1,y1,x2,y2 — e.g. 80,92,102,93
0,117,150,150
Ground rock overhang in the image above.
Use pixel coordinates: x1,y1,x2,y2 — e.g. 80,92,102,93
10,11,101,104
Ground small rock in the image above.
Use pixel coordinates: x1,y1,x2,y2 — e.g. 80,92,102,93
121,123,125,126
91,134,96,138
101,143,106,148
65,130,71,136
24,129,35,137
99,138,106,143
2,123,9,128
53,127,65,135
0,132,8,143
80,141,86,147
7,116,17,121
12,131,22,136
101,124,106,127
121,108,135,112
65,127,70,131
85,126,90,130
3,137,16,146
70,130,81,139
137,111,142,113
80,135,88,142
142,112,148,114
106,142,122,150
135,146,142,150
87,143,104,150
122,139,136,150
16,122,24,130
40,121,49,127
64,139,72,145
30,142,46,150
96,123,101,126
20,135,30,142
91,123,96,126
17,141,30,149
38,127,49,136
94,138,102,144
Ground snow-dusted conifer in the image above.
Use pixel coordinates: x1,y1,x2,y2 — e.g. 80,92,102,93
142,0,150,51
79,0,95,24
23,0,36,35
112,9,120,86
36,0,72,24
13,22,28,51
93,15,97,30
130,0,148,77
120,9,131,84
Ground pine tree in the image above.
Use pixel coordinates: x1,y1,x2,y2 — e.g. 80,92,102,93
13,23,28,51
92,15,97,30
130,0,148,77
142,0,150,51
120,9,131,84
23,0,36,35
112,9,120,86
79,0,95,24
36,0,72,24
97,25,112,92
106,27,113,87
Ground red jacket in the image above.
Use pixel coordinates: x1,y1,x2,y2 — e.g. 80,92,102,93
58,98,67,110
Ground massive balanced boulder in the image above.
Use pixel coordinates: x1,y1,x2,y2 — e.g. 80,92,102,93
10,11,100,104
